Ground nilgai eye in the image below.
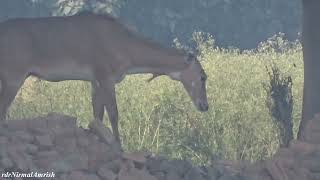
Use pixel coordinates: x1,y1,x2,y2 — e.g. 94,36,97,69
201,76,206,81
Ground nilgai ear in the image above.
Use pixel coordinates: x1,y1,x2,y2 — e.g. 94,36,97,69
147,73,164,82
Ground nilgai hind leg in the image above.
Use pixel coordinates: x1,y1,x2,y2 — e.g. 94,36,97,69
89,78,122,151
0,73,25,121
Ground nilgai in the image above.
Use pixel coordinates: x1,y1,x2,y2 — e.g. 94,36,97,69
0,12,208,147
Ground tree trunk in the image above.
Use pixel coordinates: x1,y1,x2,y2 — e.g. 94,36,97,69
298,0,320,139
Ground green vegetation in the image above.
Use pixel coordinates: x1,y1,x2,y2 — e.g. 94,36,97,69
8,34,303,165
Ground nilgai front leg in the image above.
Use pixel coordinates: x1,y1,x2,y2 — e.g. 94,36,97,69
103,83,120,143
0,74,25,121
91,81,105,121
89,78,121,149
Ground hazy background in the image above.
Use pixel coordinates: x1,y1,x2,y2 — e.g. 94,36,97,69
0,0,301,49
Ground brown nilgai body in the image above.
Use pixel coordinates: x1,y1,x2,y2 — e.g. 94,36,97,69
0,11,208,148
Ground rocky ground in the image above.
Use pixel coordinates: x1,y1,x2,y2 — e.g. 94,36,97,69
0,113,319,180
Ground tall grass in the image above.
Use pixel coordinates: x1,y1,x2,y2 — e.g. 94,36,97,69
8,34,303,165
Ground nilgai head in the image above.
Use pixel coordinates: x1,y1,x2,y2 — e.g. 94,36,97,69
149,52,209,112
176,52,208,112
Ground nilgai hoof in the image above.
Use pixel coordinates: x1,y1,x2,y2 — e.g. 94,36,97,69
88,120,122,152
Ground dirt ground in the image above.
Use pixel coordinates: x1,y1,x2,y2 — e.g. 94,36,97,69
0,113,319,180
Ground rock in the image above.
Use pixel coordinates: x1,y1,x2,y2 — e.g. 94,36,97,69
0,126,11,137
8,150,34,171
97,166,117,180
122,152,150,170
86,174,101,180
305,132,320,145
166,171,183,180
218,174,242,180
88,133,100,142
170,159,193,176
1,157,14,169
215,160,248,175
273,147,295,158
265,158,297,180
5,143,37,155
87,142,117,164
310,173,320,180
50,126,76,139
47,113,77,129
118,167,157,180
0,139,8,158
35,150,60,169
30,127,48,135
289,168,310,180
59,173,69,180
88,120,117,148
184,167,206,180
69,171,101,180
302,114,320,144
37,150,60,159
28,117,48,130
48,161,71,173
146,158,163,174
159,159,175,173
12,130,34,143
49,152,89,173
100,159,122,174
306,114,320,132
205,166,222,180
54,137,77,153
35,134,53,147
6,119,29,131
0,136,8,144
75,128,88,137
300,157,320,172
23,143,39,155
77,135,90,147
75,128,90,147
153,171,166,180
240,163,270,180
122,152,148,164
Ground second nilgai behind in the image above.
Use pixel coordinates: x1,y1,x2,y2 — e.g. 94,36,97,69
0,12,208,147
